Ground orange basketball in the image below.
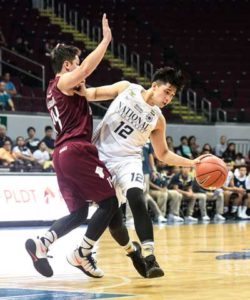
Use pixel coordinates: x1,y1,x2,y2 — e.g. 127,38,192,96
195,154,228,189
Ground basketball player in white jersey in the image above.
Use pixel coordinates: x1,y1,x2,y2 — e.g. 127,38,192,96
78,67,203,277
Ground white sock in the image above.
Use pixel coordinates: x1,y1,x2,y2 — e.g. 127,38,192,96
142,241,154,257
237,206,242,217
80,236,95,256
242,206,247,215
224,206,228,213
41,230,57,249
232,206,238,213
123,240,136,254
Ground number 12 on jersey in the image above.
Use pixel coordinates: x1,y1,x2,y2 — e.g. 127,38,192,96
114,121,134,139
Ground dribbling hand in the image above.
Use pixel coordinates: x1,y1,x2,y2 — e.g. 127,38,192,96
102,13,112,44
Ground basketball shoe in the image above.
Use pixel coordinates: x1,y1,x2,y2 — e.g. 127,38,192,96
127,241,147,277
145,255,164,278
67,247,104,278
25,238,53,277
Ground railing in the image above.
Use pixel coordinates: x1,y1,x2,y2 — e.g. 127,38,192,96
227,139,250,156
118,43,127,64
131,52,140,75
216,108,227,122
144,61,153,80
187,88,197,113
0,47,46,91
201,97,212,122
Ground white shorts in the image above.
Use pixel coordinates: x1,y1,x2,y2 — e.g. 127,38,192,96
105,159,144,205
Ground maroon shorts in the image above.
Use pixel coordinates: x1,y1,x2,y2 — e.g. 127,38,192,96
53,140,116,212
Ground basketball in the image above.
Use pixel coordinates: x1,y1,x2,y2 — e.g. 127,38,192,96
195,155,228,189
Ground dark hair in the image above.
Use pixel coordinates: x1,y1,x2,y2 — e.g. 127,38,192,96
27,126,36,133
50,43,81,73
152,67,185,92
45,125,53,132
180,136,187,142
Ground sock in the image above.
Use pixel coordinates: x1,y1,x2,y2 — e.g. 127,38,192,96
231,206,238,213
237,206,242,217
80,235,95,256
142,241,154,257
242,206,247,215
40,230,57,249
224,206,228,213
123,240,136,254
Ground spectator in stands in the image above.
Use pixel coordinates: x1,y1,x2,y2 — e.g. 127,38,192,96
234,152,246,167
175,136,193,159
13,136,36,170
222,142,236,162
1,73,17,96
192,179,225,221
44,39,56,56
166,136,175,152
0,27,7,47
222,162,246,219
188,135,200,158
41,125,55,152
0,140,17,167
200,143,214,155
214,135,227,157
12,37,33,57
168,167,208,222
0,124,12,147
33,141,53,171
0,82,15,111
25,126,40,153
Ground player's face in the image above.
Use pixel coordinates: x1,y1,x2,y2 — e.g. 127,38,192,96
152,82,177,108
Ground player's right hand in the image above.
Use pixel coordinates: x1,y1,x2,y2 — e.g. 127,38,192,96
102,13,112,44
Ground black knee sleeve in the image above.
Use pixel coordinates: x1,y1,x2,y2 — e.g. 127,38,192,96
126,187,154,243
50,204,89,238
109,207,129,246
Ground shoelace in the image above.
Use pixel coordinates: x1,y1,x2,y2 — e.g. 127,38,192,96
37,236,53,259
85,253,97,269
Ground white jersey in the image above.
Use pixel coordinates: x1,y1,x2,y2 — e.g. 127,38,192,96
92,83,162,164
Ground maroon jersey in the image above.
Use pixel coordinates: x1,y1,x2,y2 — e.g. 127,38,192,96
46,76,93,147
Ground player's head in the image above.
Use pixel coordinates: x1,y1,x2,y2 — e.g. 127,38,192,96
150,67,185,108
50,43,81,74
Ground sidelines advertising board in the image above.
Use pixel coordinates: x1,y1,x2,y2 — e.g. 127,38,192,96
0,174,69,221
0,175,95,223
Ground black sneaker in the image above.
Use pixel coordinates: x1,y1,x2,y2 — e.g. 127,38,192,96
25,238,53,277
145,255,164,278
127,241,147,278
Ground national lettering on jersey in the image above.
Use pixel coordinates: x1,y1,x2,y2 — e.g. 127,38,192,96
92,83,162,163
46,77,93,146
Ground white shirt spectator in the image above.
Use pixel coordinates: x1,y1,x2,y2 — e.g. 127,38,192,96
33,149,50,165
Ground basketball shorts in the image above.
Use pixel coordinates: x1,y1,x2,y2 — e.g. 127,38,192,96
53,140,116,212
105,159,144,205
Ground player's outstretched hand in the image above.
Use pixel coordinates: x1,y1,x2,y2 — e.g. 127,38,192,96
102,13,112,44
193,154,213,165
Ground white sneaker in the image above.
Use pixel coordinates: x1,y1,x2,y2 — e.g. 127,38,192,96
214,214,225,221
240,212,250,219
157,215,167,223
67,248,104,278
168,214,184,222
184,216,198,223
25,237,53,277
201,215,210,222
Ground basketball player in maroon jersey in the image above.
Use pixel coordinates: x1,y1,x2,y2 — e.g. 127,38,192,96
25,14,146,279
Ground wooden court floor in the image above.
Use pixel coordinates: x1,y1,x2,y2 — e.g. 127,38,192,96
1,221,250,299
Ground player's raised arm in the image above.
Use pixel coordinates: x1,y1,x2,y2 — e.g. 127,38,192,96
83,81,130,101
58,14,112,91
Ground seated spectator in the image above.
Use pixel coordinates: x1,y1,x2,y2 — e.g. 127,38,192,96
175,136,193,159
168,167,209,222
12,37,33,57
13,136,36,170
222,163,248,219
0,140,17,167
188,135,200,158
0,124,12,147
41,125,55,153
214,135,227,157
33,141,53,171
1,73,17,96
234,152,246,167
25,126,40,153
0,26,7,47
222,142,236,163
0,82,15,111
200,143,214,155
166,136,175,152
192,179,225,221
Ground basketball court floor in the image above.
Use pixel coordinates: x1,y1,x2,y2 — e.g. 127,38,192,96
1,221,250,300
